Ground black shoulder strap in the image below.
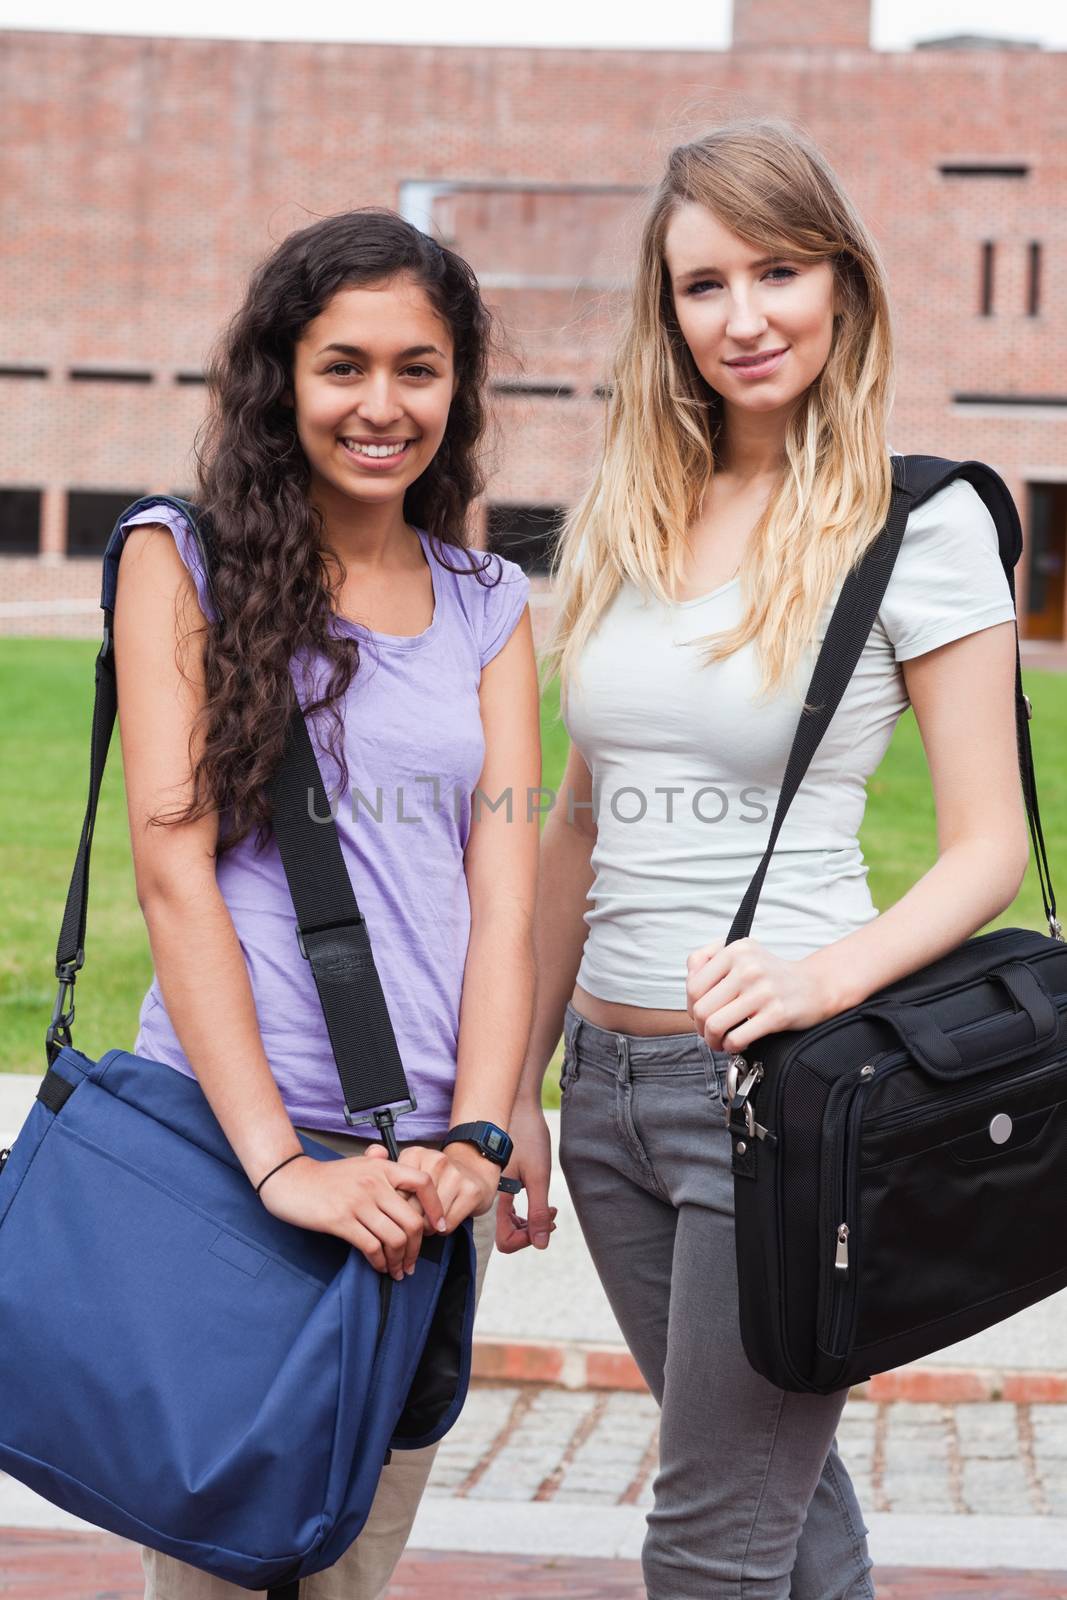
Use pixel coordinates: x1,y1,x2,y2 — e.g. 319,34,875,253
726,456,1060,946
48,499,415,1155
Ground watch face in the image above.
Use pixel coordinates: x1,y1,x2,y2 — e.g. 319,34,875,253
486,1129,505,1154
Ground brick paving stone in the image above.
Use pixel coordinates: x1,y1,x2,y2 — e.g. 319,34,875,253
467,1389,600,1502
1,1536,1066,1600
426,1385,522,1495
882,1406,956,1514
954,1404,1022,1458
1032,1407,1067,1515
886,1402,951,1433
1033,1408,1067,1457
961,1457,1037,1516
555,1392,659,1505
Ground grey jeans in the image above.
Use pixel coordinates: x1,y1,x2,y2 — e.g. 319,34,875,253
558,1003,875,1600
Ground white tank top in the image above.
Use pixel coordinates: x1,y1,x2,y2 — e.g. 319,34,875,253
564,477,1017,1008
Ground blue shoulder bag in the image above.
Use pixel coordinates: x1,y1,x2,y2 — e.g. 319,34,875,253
0,498,476,1597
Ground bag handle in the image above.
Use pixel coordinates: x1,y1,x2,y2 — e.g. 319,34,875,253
864,961,1060,1080
726,456,1061,949
47,497,415,1157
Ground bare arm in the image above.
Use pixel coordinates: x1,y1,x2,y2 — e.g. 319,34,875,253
115,527,445,1277
515,737,598,1105
804,619,1030,1012
497,736,597,1253
688,621,1031,1052
389,610,542,1229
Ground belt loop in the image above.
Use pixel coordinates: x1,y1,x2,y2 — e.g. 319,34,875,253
569,1011,584,1083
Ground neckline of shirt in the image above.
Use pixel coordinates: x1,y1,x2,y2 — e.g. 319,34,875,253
330,527,441,652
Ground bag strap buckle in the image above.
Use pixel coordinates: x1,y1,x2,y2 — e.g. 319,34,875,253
343,1100,418,1161
45,952,84,1061
724,1058,771,1141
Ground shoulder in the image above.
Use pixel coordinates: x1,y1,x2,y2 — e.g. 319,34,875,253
426,537,530,669
879,471,1016,663
114,499,218,625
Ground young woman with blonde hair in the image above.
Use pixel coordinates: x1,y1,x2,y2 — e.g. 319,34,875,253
499,119,1027,1598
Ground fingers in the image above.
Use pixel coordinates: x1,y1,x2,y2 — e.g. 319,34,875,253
375,1189,429,1277
524,1170,555,1251
686,936,726,971
389,1163,447,1234
495,1196,559,1255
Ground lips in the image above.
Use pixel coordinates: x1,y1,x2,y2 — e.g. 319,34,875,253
725,347,789,368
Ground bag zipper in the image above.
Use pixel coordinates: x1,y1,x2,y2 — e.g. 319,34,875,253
819,1061,878,1353
820,1044,1066,1357
864,1050,1066,1138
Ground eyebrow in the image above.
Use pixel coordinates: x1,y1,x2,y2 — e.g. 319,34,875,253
674,256,790,283
315,342,447,361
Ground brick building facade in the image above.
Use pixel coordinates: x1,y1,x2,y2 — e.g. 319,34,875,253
1,0,1065,643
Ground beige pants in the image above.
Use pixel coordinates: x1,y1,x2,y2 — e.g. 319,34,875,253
141,1128,497,1600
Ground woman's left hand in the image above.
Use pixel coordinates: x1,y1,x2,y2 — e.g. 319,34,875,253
365,1142,500,1231
685,936,833,1054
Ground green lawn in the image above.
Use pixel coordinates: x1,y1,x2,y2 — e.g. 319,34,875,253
2,641,1064,1111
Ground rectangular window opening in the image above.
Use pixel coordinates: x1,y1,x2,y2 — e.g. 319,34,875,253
67,489,148,558
1027,242,1042,317
491,381,575,399
0,365,48,380
487,503,565,575
980,242,995,316
939,163,1030,179
68,368,154,385
0,488,43,555
1025,483,1067,643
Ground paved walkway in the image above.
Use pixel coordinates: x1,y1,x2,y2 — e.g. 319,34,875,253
1,1530,1065,1599
3,1386,1067,1592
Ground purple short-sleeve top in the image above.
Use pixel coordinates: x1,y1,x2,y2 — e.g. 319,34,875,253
120,503,530,1139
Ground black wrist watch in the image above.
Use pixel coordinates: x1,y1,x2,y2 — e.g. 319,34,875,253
442,1121,515,1184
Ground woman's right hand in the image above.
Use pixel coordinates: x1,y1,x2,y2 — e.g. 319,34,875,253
257,1153,446,1281
495,1101,557,1254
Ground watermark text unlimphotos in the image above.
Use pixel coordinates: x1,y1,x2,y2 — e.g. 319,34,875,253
306,776,772,827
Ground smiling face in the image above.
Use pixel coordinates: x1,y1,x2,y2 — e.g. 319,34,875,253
664,201,837,424
291,274,455,519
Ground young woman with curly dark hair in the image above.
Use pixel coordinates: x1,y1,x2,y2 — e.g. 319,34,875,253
112,210,541,1600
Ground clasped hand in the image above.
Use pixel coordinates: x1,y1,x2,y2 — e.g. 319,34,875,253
258,1140,499,1283
685,935,831,1054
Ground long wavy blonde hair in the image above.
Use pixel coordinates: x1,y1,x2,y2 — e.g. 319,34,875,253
546,117,896,704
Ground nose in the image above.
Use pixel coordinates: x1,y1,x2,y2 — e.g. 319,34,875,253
354,372,405,428
724,286,770,344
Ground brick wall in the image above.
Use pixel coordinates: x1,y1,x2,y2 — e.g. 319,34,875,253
1,16,1065,636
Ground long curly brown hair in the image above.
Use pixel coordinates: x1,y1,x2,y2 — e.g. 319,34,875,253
161,209,499,856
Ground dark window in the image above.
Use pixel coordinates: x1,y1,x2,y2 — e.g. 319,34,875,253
1028,242,1042,317
491,381,575,399
938,162,1030,179
980,242,995,315
0,488,42,554
1025,484,1067,642
68,368,154,384
67,489,147,558
954,393,1067,408
0,365,48,380
175,371,208,385
487,503,565,574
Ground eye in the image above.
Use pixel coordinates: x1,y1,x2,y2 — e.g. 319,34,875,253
402,364,438,380
326,361,359,377
684,265,799,296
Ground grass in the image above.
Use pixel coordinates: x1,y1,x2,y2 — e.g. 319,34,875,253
2,640,1063,1112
